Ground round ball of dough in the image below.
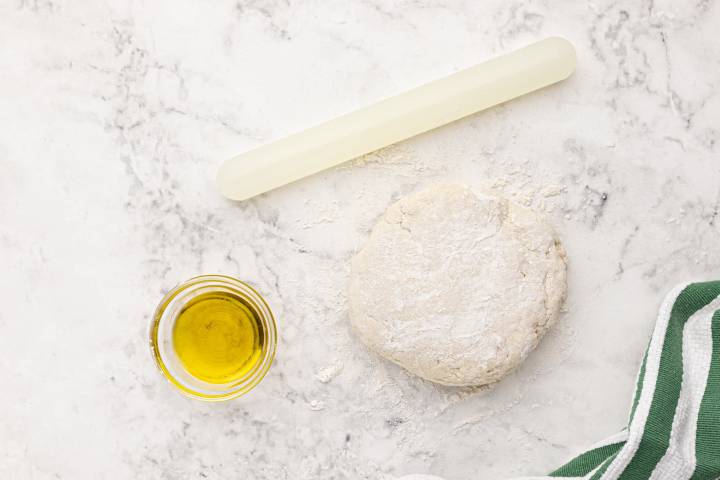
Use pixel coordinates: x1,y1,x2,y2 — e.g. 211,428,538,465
349,185,567,386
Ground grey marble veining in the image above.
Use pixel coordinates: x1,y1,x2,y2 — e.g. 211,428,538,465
1,0,719,478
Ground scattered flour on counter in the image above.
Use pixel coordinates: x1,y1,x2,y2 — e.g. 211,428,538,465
308,399,326,411
314,362,344,383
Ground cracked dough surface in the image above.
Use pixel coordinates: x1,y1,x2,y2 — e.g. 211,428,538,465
349,185,567,386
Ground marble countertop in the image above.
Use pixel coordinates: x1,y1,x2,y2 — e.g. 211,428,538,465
2,1,719,478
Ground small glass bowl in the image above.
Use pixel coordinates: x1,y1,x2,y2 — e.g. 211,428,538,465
149,275,277,401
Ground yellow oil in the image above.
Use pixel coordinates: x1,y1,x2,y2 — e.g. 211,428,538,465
172,291,265,384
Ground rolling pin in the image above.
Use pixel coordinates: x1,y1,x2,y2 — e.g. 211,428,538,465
217,37,576,201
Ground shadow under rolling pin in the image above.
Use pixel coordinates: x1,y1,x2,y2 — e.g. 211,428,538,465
217,37,576,201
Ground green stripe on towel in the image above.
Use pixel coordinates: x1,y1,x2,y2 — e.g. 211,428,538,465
550,442,623,477
691,309,720,480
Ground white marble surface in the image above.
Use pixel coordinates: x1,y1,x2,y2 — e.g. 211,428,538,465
1,1,719,479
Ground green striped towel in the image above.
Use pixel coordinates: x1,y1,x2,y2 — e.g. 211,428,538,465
402,281,720,480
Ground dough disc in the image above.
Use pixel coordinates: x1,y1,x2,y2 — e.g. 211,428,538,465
349,185,567,386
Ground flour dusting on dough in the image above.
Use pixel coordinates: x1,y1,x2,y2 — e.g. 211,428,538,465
348,185,567,386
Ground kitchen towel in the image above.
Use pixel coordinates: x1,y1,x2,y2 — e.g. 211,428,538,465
402,280,720,480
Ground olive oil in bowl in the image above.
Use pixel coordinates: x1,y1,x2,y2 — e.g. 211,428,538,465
172,291,265,384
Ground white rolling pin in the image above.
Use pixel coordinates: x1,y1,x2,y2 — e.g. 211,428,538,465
217,37,576,201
